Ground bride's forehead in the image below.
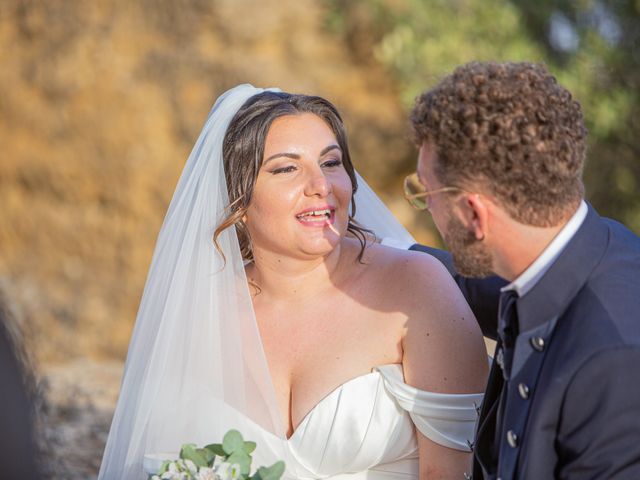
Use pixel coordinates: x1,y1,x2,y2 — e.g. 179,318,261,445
265,114,336,147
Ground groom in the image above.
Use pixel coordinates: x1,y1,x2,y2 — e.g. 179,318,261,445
407,61,640,479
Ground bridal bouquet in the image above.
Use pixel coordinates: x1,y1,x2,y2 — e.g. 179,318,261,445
150,430,285,480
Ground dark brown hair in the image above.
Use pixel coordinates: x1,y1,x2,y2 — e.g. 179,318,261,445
214,91,370,261
411,61,587,226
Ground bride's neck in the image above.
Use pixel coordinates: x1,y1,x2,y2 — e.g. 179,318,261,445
247,242,346,302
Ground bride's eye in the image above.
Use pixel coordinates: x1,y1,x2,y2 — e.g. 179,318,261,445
270,165,297,174
322,159,343,168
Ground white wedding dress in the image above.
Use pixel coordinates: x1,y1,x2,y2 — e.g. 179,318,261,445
100,85,483,480
264,365,480,479
144,364,481,479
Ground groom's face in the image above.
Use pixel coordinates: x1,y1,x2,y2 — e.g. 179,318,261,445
417,143,494,278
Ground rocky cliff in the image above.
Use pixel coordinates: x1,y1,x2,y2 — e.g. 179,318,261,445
0,0,432,363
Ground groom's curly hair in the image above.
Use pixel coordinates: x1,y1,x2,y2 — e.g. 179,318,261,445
214,91,371,262
410,61,587,227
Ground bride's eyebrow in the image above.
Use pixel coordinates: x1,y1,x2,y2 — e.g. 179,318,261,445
263,144,341,164
264,152,300,164
319,145,341,157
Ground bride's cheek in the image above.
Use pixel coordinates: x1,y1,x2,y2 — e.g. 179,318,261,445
331,172,352,197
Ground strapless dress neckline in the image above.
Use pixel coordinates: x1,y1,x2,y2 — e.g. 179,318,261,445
145,364,483,480
286,364,399,441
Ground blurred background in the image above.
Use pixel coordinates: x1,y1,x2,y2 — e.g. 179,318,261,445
0,0,638,477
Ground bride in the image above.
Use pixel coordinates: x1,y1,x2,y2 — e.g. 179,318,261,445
99,85,488,479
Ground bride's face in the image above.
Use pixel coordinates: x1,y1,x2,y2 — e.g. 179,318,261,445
245,113,353,260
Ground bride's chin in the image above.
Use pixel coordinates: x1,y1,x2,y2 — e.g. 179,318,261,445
296,236,342,258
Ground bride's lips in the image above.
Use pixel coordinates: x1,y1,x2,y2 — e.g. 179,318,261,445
295,205,336,228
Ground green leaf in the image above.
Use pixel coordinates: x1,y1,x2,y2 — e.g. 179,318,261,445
198,447,216,465
243,441,257,454
250,471,263,480
227,450,252,476
158,460,171,474
204,443,226,457
257,461,285,480
222,429,245,455
179,443,197,454
180,443,208,468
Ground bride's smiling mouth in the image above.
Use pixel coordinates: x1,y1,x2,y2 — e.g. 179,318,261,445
295,206,336,227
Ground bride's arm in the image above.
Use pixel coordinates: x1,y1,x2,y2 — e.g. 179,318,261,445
408,243,505,340
399,252,488,479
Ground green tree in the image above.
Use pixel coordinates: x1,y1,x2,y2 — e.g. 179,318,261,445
326,0,640,233
510,0,640,231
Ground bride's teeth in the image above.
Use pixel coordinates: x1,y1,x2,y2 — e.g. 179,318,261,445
298,209,331,219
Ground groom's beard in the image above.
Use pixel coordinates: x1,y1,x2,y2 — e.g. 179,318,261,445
444,215,494,278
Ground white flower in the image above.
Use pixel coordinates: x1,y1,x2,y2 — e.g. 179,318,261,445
161,462,187,480
184,459,198,475
214,462,231,480
195,467,217,480
152,476,161,480
229,463,242,480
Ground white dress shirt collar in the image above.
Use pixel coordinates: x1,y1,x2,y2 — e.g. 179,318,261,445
502,200,588,298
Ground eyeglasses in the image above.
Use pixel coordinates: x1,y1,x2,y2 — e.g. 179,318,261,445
403,172,464,211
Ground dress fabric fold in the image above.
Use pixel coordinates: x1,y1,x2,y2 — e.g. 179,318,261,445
271,364,482,479
375,364,482,452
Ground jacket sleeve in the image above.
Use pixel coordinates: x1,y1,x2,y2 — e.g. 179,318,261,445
409,243,504,339
558,346,640,479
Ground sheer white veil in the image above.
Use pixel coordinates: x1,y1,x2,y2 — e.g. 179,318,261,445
98,84,415,479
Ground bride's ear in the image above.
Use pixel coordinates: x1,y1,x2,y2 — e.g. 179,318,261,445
460,193,490,241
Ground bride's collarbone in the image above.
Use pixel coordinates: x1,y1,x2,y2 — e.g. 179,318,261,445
261,308,403,431
264,316,403,429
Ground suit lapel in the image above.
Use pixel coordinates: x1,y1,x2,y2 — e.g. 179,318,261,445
517,205,608,333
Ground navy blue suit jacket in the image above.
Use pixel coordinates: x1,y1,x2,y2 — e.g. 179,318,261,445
415,205,640,479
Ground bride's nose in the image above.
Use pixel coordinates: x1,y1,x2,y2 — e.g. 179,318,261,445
304,168,332,198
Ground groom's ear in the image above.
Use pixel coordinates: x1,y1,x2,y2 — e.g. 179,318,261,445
460,193,489,241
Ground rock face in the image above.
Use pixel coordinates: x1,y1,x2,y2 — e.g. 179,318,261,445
36,360,123,479
0,0,421,363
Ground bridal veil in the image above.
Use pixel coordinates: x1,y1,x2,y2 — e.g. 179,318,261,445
98,84,415,479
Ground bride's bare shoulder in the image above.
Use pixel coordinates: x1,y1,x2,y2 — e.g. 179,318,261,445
359,241,450,288
360,243,488,393
340,238,460,314
358,241,475,327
